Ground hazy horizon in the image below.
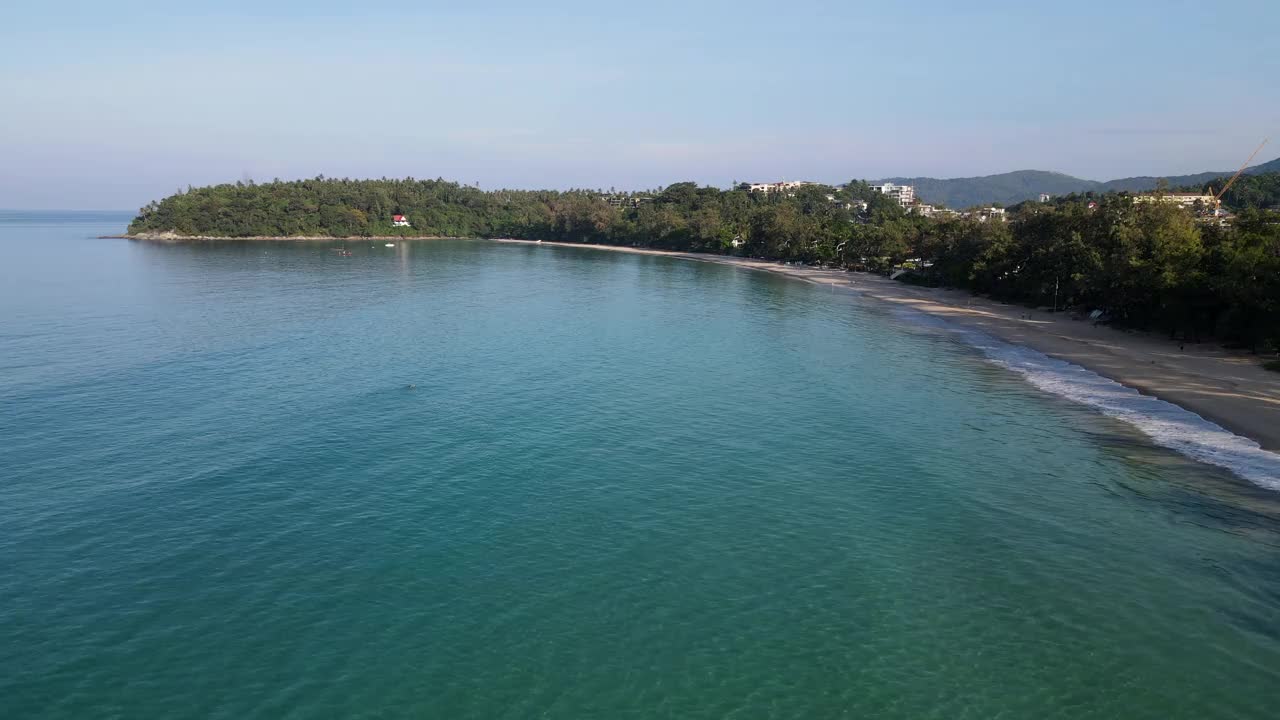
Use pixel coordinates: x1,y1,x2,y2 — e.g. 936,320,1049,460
2,0,1277,210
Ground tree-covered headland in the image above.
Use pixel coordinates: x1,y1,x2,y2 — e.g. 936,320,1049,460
129,176,1280,353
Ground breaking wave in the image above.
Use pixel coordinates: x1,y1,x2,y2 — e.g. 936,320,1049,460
901,309,1280,490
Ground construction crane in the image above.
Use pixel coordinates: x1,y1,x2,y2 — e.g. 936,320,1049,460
1209,138,1269,215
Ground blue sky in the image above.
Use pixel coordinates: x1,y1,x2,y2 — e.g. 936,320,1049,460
1,0,1277,209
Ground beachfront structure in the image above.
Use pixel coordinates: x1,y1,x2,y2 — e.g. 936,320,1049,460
867,182,915,207
1132,193,1215,209
392,214,411,227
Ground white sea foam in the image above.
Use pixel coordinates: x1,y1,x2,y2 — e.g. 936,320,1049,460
897,308,1280,490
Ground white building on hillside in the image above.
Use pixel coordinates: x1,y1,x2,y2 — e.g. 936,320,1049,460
739,181,816,194
867,182,915,207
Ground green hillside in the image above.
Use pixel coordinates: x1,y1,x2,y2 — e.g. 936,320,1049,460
883,156,1280,208
1099,172,1225,194
883,171,1101,209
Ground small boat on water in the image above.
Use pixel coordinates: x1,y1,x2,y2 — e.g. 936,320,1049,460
385,243,395,247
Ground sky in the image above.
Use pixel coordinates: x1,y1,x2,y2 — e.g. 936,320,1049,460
1,0,1277,209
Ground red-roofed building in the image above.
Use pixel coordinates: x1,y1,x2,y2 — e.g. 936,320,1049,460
392,214,411,227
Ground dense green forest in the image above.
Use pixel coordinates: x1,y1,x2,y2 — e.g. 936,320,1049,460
915,198,1279,351
129,176,1280,353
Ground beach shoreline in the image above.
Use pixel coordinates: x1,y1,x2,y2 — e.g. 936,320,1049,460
490,238,1280,454
105,233,457,242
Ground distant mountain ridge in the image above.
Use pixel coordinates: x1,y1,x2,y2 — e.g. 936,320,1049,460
883,156,1280,209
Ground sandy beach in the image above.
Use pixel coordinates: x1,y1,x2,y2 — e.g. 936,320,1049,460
492,239,1280,453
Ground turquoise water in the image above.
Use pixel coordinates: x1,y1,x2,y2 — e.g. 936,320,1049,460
3,212,1280,719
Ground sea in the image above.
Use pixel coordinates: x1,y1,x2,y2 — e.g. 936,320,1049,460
2,210,1279,719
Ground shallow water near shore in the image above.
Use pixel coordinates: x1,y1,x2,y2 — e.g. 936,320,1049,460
886,307,1280,490
3,213,1280,718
